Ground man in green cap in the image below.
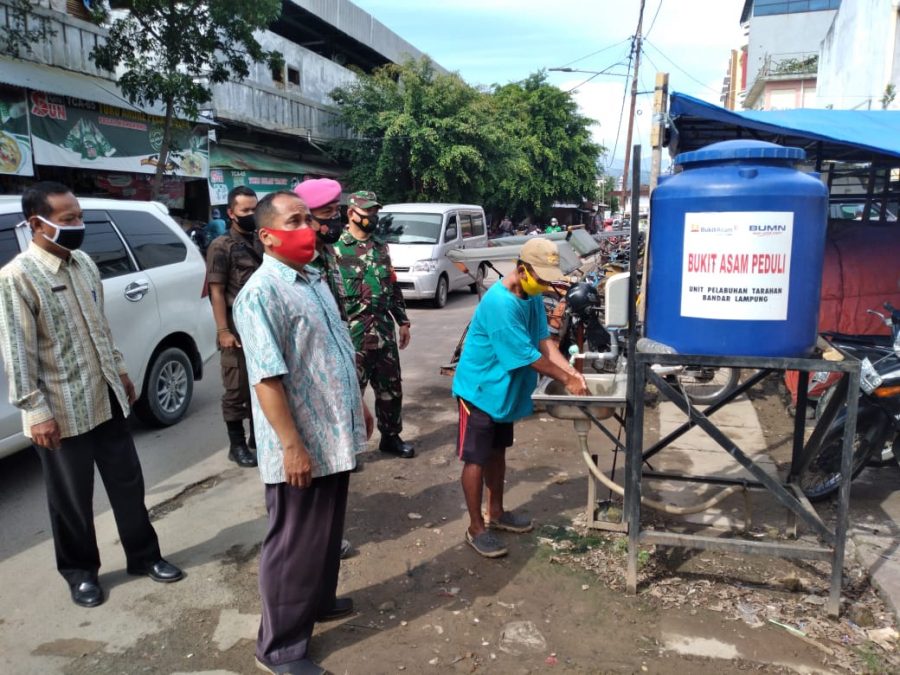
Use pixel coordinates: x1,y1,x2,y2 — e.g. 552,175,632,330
334,191,415,459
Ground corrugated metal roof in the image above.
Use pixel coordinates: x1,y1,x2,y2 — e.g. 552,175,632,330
210,144,342,176
0,57,209,123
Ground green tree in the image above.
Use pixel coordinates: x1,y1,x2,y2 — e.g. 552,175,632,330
330,60,603,221
90,0,283,198
331,58,503,205
487,73,602,220
0,0,56,58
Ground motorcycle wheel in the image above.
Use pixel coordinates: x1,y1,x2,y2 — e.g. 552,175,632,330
675,367,741,405
816,385,897,467
797,424,880,501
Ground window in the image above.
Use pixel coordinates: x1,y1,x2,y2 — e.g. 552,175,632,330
110,210,187,269
272,64,285,85
0,214,24,267
379,213,444,244
287,67,300,86
753,0,840,17
444,214,458,242
81,212,138,279
471,213,485,237
459,213,473,238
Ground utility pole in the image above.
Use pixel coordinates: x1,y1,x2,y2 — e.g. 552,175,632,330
649,71,670,192
620,0,646,215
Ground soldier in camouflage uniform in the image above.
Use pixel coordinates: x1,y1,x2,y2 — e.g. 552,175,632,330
334,191,415,459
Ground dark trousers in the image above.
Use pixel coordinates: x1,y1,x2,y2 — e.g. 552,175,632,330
257,472,350,666
220,344,251,422
34,396,161,588
356,338,403,435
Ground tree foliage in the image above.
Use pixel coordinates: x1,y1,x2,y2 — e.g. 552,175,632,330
331,59,603,220
90,0,283,197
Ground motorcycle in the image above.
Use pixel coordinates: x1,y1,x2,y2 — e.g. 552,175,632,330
797,302,900,501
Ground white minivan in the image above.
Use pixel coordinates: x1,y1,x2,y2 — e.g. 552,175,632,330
379,203,489,308
0,196,217,459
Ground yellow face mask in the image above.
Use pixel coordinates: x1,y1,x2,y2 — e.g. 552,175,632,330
519,266,550,296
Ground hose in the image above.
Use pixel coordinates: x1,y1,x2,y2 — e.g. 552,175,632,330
576,429,744,515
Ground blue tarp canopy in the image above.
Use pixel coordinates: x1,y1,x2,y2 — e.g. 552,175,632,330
668,92,900,164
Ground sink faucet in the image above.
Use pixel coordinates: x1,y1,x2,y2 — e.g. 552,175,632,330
568,330,620,366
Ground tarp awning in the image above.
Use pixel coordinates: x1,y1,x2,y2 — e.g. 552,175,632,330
210,144,341,177
669,92,900,164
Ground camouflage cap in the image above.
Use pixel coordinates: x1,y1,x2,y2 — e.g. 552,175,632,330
349,190,381,209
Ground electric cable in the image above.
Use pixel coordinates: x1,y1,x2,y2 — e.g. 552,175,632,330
643,38,721,95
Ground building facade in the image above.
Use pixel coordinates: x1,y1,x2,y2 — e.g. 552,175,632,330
740,0,841,110
0,0,433,218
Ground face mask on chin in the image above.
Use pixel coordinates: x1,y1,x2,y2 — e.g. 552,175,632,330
37,215,85,251
263,226,317,266
235,213,257,232
315,215,344,244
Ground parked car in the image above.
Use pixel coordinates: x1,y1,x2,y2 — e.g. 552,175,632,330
0,197,217,459
378,203,489,308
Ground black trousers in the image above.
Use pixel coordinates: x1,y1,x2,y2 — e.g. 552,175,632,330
257,472,350,666
34,395,161,588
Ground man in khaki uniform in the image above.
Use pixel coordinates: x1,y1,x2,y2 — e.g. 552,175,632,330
206,186,263,467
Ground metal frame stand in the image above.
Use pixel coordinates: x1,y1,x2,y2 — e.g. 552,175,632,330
625,352,861,617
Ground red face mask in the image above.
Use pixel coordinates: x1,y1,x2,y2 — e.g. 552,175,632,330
263,226,317,266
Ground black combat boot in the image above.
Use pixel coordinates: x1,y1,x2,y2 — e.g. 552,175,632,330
379,434,415,459
227,420,257,467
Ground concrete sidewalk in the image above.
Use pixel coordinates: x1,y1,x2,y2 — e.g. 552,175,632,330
651,395,900,619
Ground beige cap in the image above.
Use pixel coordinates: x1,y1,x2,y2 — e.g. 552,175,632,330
520,237,565,282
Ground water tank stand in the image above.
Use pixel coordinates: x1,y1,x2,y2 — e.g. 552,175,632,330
625,350,861,618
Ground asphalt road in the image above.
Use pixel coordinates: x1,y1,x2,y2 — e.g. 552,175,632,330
0,287,480,565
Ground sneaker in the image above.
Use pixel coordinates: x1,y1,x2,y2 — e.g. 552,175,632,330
340,538,354,559
486,510,534,534
465,529,508,558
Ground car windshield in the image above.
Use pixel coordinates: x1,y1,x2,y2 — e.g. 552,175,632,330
379,213,443,244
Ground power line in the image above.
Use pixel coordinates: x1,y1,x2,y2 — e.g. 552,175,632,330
559,38,633,69
608,39,636,172
643,39,720,95
644,0,663,40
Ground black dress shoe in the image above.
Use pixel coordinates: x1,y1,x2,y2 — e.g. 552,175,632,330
379,434,415,459
228,441,258,467
316,596,354,622
128,559,184,583
71,580,104,608
255,656,327,675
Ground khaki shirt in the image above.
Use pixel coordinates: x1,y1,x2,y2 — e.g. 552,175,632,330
206,229,264,308
0,243,129,439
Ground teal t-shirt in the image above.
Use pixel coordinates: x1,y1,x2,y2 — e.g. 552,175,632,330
452,282,550,423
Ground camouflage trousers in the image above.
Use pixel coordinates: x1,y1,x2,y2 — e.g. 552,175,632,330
355,338,403,435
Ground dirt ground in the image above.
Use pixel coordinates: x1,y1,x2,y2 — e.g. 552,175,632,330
52,374,899,675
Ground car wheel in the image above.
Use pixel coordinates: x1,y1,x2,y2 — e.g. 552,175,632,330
433,275,449,308
134,347,194,427
469,264,486,294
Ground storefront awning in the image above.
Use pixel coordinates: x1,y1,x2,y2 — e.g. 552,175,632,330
210,144,342,177
0,57,210,122
669,92,900,164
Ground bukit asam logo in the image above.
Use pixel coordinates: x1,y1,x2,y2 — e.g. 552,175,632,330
688,223,735,235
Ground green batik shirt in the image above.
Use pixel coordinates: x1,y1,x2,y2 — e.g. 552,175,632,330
308,244,349,323
334,231,409,350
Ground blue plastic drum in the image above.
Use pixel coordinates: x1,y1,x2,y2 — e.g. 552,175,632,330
645,140,828,357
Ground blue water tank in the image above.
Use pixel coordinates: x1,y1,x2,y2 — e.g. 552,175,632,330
646,140,828,357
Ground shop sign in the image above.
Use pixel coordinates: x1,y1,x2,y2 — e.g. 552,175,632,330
208,169,303,205
29,91,208,177
0,86,33,176
681,211,793,321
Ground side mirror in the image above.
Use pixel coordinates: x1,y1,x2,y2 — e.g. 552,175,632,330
445,226,457,242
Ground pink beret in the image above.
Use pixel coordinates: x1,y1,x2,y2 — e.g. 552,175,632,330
293,178,342,210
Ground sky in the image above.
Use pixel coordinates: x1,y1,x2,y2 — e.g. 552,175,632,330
352,0,746,176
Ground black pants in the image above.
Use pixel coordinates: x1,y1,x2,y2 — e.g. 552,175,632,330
257,472,350,666
34,395,161,588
